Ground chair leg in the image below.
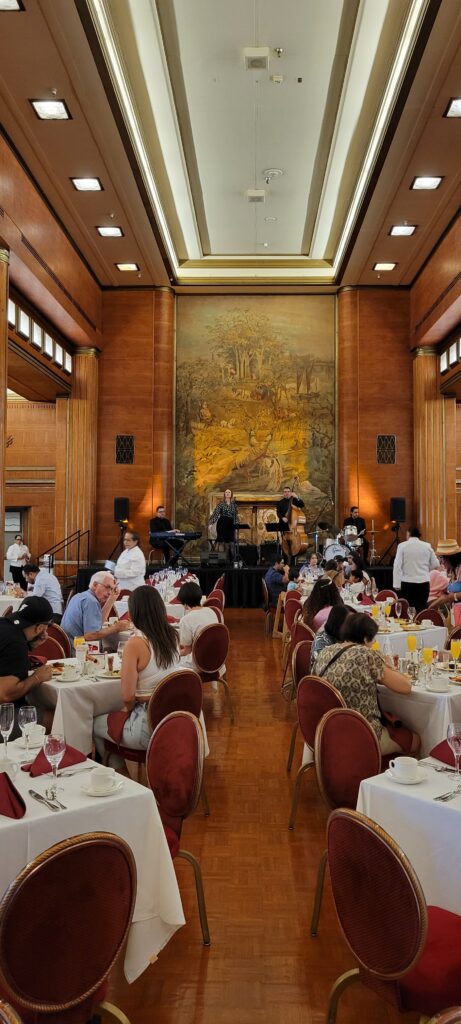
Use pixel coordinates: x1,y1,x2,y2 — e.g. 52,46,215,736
325,969,360,1024
288,762,312,829
286,722,298,772
219,675,235,724
177,848,211,945
310,849,328,937
201,780,210,817
97,1001,132,1024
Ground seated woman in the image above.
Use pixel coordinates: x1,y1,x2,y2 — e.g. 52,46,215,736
298,551,323,581
93,585,180,762
302,577,343,632
311,605,353,666
315,611,419,755
346,551,371,586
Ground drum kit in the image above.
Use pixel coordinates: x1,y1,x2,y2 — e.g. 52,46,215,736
310,521,380,565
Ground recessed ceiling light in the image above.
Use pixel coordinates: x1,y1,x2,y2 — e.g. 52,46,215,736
389,225,416,236
264,216,278,222
0,0,25,9
373,262,396,272
71,177,103,191
115,262,139,272
444,98,461,118
410,176,442,190
96,226,124,237
30,99,71,120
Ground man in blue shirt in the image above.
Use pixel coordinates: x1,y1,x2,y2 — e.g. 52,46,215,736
264,557,289,605
61,571,126,644
23,564,63,621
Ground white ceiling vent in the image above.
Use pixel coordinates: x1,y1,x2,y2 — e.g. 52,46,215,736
245,189,266,203
243,47,270,70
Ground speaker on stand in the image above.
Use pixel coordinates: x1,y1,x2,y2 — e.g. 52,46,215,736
108,497,130,563
377,497,406,565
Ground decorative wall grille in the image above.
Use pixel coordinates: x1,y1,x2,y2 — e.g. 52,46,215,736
115,435,135,464
376,434,396,464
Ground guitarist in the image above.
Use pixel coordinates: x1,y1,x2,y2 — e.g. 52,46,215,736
343,505,369,564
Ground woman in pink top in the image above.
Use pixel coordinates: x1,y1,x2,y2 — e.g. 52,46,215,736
302,577,343,632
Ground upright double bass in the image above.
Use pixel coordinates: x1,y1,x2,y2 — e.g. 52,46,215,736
281,485,307,558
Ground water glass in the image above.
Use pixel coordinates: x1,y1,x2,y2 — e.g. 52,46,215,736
408,606,416,624
43,733,66,798
395,600,402,620
18,705,37,758
0,703,14,763
447,723,461,780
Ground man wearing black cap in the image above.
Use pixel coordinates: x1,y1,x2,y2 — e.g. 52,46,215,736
0,597,53,734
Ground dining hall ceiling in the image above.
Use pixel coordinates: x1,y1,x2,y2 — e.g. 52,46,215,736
0,0,460,292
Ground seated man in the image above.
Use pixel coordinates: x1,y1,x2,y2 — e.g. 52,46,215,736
264,557,289,606
23,563,63,622
61,571,126,645
149,504,182,565
177,581,217,667
0,596,53,738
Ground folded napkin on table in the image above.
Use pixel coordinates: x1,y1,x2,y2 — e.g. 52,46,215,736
28,654,47,668
170,597,180,605
167,614,179,623
0,773,26,818
430,739,456,767
21,744,86,777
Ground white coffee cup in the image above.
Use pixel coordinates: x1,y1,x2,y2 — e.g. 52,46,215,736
389,756,419,781
428,678,447,692
90,766,117,794
61,667,77,680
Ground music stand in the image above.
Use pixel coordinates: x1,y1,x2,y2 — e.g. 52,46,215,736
265,521,289,559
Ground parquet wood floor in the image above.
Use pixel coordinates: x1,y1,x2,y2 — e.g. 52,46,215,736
108,609,420,1023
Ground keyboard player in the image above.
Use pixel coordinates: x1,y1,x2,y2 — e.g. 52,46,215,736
149,505,182,565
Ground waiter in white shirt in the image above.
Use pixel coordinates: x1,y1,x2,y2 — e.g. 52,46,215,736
6,534,31,587
392,526,439,612
114,530,146,592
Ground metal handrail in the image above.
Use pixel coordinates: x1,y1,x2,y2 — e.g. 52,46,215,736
37,529,90,576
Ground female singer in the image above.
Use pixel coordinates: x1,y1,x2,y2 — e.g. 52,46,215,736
209,488,239,552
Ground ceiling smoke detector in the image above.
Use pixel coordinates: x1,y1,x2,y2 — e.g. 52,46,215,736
262,168,283,185
243,46,270,70
245,189,266,203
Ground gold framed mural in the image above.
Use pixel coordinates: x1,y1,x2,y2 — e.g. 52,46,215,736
175,296,335,542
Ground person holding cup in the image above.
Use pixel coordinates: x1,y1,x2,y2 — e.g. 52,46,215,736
315,611,419,756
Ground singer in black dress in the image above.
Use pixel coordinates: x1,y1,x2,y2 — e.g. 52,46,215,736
209,488,239,543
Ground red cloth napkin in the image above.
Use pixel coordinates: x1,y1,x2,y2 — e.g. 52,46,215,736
107,709,130,744
430,739,456,766
119,611,130,621
170,597,180,604
167,614,179,623
28,654,47,668
21,744,86,777
0,773,26,818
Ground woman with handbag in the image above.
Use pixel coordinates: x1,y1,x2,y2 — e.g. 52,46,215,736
315,612,419,755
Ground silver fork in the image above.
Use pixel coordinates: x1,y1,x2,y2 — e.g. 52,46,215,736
44,789,67,810
434,786,461,802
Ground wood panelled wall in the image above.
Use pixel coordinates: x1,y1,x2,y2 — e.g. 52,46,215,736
411,214,461,348
337,288,414,553
5,400,56,558
95,291,156,560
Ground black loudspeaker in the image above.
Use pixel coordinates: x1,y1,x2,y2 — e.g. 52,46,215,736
390,497,406,522
114,496,129,523
200,549,227,567
259,541,278,565
240,543,258,567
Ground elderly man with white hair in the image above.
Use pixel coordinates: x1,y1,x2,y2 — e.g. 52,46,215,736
61,571,126,644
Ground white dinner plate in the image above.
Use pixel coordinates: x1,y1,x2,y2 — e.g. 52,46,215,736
81,779,124,798
95,670,121,680
426,683,450,693
385,767,427,785
56,673,80,683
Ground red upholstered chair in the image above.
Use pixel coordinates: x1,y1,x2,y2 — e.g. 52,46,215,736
283,618,315,685
207,589,225,608
33,636,65,660
389,597,409,619
285,589,302,602
325,808,461,1024
428,1011,461,1024
192,622,234,724
204,605,224,623
0,832,135,1024
214,574,225,593
262,579,276,635
0,1003,23,1024
281,599,302,680
146,711,210,945
414,607,445,627
46,623,72,658
147,669,209,815
310,708,381,937
283,631,312,711
288,676,346,829
445,626,461,648
0,607,13,619
117,589,132,599
203,597,223,612
375,589,398,601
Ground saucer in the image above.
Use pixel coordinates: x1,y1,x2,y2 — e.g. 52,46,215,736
59,674,79,683
17,735,45,749
81,779,123,797
95,670,121,680
385,767,427,785
426,683,450,693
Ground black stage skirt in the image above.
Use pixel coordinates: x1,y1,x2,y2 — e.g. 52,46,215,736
216,515,235,542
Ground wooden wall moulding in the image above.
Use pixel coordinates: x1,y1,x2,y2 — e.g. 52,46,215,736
413,349,456,545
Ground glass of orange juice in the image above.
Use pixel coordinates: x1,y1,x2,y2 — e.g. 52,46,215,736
371,605,379,619
407,634,417,653
451,639,461,673
371,640,380,652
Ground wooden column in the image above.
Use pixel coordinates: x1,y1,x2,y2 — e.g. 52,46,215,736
413,347,456,546
0,245,9,569
63,349,99,558
337,289,360,517
153,287,175,515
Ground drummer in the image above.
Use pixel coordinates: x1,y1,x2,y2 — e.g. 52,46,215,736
343,505,369,563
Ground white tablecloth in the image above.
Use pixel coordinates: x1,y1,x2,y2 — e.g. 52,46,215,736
357,763,461,915
0,596,23,613
378,677,461,757
0,744,184,981
376,625,446,657
115,600,184,620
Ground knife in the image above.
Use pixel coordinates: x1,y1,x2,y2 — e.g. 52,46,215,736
28,789,60,811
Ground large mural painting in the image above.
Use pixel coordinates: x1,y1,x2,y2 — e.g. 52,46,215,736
175,295,335,542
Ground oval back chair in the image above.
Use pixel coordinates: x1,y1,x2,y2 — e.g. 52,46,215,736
389,597,409,620
288,676,346,829
285,638,313,753
33,635,65,661
205,605,224,623
262,579,275,635
282,618,315,688
192,622,233,723
281,599,303,682
285,589,302,603
414,607,445,627
325,808,461,1023
146,711,210,945
207,589,225,608
203,597,223,612
46,623,72,658
310,708,381,936
0,833,136,1023
0,1003,23,1024
429,1011,461,1024
214,574,225,593
376,589,398,602
147,669,203,732
445,626,461,649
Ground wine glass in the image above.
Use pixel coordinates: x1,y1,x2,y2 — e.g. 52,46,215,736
18,705,37,759
422,647,433,686
408,606,416,624
0,703,14,763
447,723,461,779
395,600,402,620
43,733,66,799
